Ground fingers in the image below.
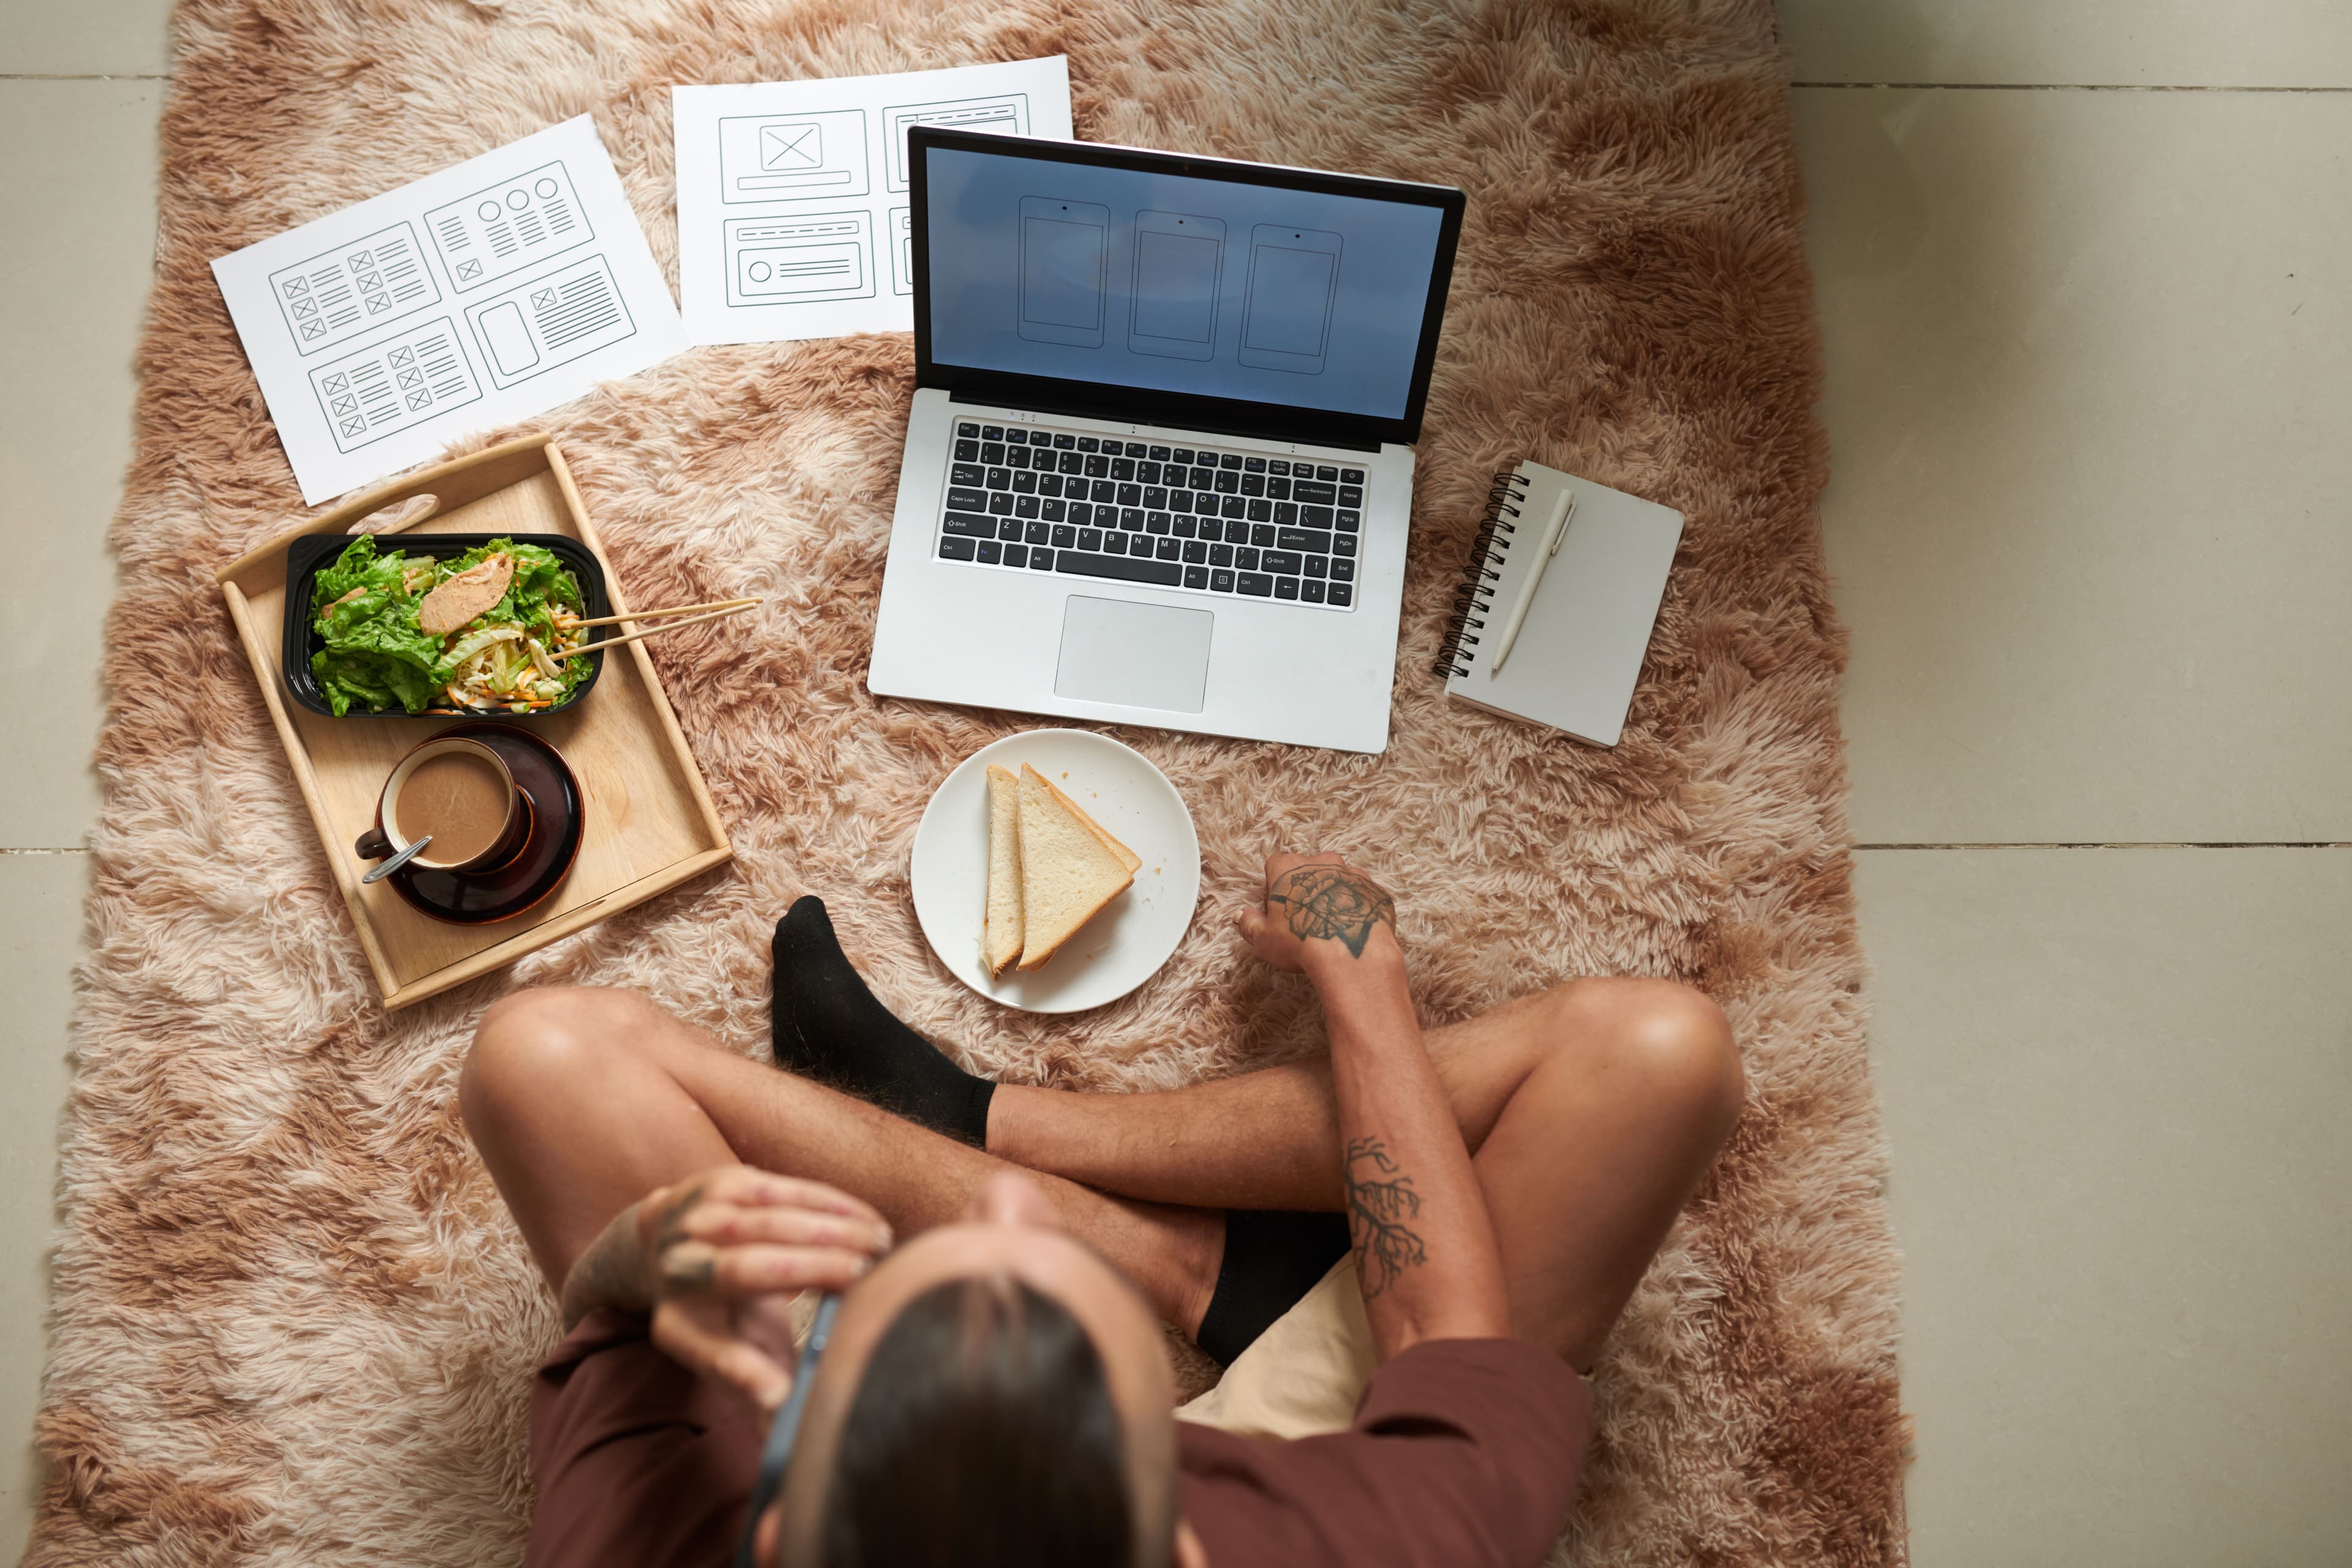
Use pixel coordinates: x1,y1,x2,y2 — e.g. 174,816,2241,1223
673,1199,892,1256
654,1298,794,1412
701,1167,887,1229
660,1240,877,1298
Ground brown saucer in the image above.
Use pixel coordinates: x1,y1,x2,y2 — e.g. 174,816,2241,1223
385,722,583,924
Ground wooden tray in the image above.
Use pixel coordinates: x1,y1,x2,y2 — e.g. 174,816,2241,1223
216,434,733,1009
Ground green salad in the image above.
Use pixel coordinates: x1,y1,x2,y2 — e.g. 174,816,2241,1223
308,535,592,716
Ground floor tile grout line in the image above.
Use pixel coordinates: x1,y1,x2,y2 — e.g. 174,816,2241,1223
1792,81,2352,92
0,848,90,856
1855,841,2352,850
0,73,172,81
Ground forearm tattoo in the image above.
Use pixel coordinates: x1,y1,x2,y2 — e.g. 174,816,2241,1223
1343,1137,1427,1299
1268,864,1396,959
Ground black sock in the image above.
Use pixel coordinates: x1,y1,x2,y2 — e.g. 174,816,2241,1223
771,895,995,1147
1196,1209,1354,1366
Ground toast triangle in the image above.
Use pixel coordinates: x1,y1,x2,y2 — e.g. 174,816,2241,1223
983,765,1025,976
1015,763,1134,971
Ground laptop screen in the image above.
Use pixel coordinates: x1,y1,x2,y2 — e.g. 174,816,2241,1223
915,134,1458,439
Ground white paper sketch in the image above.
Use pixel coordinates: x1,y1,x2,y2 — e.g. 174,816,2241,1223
212,116,686,503
673,58,1072,345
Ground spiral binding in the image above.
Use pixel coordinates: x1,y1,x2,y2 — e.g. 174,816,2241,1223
1431,469,1531,680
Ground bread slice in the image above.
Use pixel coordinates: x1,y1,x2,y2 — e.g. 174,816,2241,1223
983,765,1025,976
1015,763,1134,971
1033,769,1142,873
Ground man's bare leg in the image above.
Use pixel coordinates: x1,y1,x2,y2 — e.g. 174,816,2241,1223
459,987,1220,1335
987,978,1743,1368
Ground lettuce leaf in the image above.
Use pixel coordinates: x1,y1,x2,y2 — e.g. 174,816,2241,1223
305,535,590,714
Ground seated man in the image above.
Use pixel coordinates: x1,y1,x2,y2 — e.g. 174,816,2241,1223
462,853,1741,1567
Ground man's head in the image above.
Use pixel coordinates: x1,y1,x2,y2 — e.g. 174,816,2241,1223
756,1173,1205,1568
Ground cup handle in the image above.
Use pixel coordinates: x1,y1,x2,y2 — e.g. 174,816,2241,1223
355,827,391,861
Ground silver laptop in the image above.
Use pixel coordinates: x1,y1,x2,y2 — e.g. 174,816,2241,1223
867,128,1465,754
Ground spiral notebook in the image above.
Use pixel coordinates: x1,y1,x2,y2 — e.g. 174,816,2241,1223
1433,461,1683,747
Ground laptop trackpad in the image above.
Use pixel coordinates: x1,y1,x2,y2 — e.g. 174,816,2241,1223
1054,595,1213,713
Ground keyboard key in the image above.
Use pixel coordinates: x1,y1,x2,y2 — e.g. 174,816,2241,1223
1117,483,1142,507
1101,532,1127,555
1267,477,1291,500
941,511,995,537
1316,464,1338,481
977,539,1001,564
1155,537,1181,560
1278,528,1332,553
1269,459,1291,476
981,443,1005,465
1237,571,1273,597
1210,568,1236,592
1120,508,1145,530
946,487,987,511
1005,448,1031,471
1139,463,1161,485
1243,456,1265,472
1052,525,1077,548
1335,509,1360,532
1275,576,1300,600
1173,516,1198,538
1327,581,1352,606
1112,459,1136,482
1054,433,1076,449
1224,521,1251,544
1241,473,1266,497
1090,480,1116,503
1068,503,1093,527
1237,548,1261,570
954,439,979,461
985,468,1010,490
1246,498,1272,522
1012,472,1038,495
1032,550,1055,570
1058,550,1182,587
1261,549,1303,575
1059,451,1085,475
939,535,976,560
986,492,1014,516
957,421,979,437
1000,519,1025,539
1341,467,1364,483
1149,445,1172,461
1304,554,1328,577
1085,454,1110,477
1221,453,1243,470
1005,543,1028,568
1292,480,1337,504
1169,491,1195,514
1182,539,1208,563
1214,470,1240,494
1329,558,1355,582
1014,495,1040,518
1077,436,1099,452
1190,466,1215,488
1274,501,1299,526
1184,565,1210,589
1040,500,1066,523
1332,533,1357,558
982,425,1003,440
1026,521,1051,545
1078,528,1105,551
1036,474,1063,498
1221,496,1247,519
1251,524,1276,548
1338,486,1363,507
951,463,984,486
1171,448,1195,464
1004,428,1027,444
1302,577,1327,603
1302,504,1335,527
1143,486,1167,508
1146,511,1172,533
1209,543,1234,567
1125,442,1148,457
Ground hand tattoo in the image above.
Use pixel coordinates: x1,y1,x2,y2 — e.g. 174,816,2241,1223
1343,1137,1427,1299
1268,864,1396,959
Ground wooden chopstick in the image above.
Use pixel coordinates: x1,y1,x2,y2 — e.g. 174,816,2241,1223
552,600,760,660
564,596,760,631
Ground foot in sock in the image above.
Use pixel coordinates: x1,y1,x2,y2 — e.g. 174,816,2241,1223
1196,1208,1355,1365
771,895,995,1146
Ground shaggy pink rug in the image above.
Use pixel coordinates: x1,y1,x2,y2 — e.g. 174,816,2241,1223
35,1,1906,1563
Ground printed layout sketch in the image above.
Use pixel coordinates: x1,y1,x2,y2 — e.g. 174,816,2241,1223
310,317,481,453
1240,224,1343,374
724,212,875,307
718,109,870,203
425,161,594,292
889,207,914,296
269,222,440,355
883,94,1031,190
1017,197,1109,347
1128,211,1224,361
462,255,638,390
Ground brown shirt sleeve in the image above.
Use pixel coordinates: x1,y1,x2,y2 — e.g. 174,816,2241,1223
1179,1338,1591,1568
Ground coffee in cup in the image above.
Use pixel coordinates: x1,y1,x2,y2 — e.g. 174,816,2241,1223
355,736,529,876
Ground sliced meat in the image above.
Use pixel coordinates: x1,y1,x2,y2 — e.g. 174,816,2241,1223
417,552,514,637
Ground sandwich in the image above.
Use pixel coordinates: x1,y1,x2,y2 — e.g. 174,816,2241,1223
984,766,1025,976
982,762,1140,975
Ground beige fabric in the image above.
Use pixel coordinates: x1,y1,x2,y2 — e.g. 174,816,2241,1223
1178,1258,1379,1440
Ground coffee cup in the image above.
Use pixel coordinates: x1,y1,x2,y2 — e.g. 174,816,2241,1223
355,736,530,876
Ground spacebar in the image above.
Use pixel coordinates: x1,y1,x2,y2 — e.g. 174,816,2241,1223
1054,550,1182,587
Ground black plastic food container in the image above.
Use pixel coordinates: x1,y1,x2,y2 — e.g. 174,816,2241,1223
281,532,610,719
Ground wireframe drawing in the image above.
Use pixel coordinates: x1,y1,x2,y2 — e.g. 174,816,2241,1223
424,161,595,293
717,109,871,203
883,93,1032,190
889,207,914,296
723,211,875,308
461,254,638,390
269,221,441,356
1128,211,1225,361
1239,224,1342,374
1017,196,1109,348
309,316,482,453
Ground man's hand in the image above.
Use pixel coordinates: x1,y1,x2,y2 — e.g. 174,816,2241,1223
1237,852,1400,971
562,1164,891,1412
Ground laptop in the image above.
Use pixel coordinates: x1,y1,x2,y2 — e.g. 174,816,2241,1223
868,127,1465,753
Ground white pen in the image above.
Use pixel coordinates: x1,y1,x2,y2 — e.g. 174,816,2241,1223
1488,487,1576,676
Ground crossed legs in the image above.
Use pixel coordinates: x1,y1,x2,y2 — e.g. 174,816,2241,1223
461,975,1740,1371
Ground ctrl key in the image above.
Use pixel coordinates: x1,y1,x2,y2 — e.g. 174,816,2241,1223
938,535,977,560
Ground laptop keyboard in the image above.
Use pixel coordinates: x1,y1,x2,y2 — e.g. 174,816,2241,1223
933,420,1363,610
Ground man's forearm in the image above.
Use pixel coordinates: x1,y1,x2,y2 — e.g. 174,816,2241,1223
1312,941,1512,1356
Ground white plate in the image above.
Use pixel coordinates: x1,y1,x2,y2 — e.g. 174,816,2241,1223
910,729,1200,1013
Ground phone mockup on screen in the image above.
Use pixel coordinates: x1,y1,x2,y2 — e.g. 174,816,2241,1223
1238,224,1342,374
1017,196,1110,348
1127,211,1225,361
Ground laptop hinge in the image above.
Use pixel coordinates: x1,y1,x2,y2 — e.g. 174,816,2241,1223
945,390,1382,453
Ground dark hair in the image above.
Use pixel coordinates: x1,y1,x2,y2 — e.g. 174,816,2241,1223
816,1275,1142,1568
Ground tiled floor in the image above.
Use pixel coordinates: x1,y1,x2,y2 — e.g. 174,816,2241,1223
1,2,2346,1561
